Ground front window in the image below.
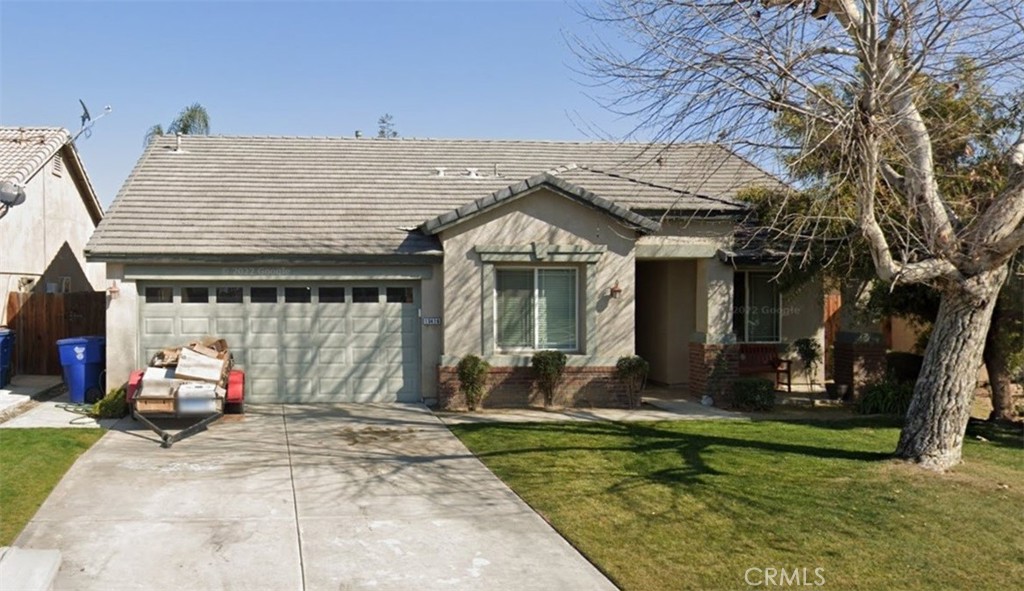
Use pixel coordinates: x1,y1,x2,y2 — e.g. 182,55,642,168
496,268,578,350
733,271,781,342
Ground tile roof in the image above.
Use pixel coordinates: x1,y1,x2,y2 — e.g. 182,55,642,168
86,136,781,259
0,127,71,186
0,126,103,224
420,169,663,235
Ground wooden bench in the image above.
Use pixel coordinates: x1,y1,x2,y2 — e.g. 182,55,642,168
737,343,792,392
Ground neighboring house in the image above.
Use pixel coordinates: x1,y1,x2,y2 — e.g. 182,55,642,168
0,127,105,325
86,136,825,406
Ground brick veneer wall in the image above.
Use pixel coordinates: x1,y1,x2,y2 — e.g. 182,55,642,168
834,341,887,400
688,342,739,401
438,365,629,410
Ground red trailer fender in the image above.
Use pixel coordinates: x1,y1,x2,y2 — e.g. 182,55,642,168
127,369,145,402
227,370,245,404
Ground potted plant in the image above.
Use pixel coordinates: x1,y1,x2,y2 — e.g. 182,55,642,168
793,338,823,393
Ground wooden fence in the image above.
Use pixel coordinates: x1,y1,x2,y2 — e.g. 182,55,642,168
4,292,106,375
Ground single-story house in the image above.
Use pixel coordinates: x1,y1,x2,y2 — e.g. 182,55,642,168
1,126,105,324
86,136,825,406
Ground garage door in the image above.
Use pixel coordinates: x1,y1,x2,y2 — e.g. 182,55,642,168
138,283,420,403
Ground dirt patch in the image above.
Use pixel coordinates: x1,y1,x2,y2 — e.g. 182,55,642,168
336,426,417,445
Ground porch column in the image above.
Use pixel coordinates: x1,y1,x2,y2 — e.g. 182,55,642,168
689,258,738,399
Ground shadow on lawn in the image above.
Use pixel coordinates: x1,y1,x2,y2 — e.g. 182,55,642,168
457,419,893,486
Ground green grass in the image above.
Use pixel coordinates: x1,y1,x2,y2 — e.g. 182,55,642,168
451,418,1024,591
0,429,104,545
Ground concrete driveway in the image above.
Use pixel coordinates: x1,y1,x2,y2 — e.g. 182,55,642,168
15,404,615,591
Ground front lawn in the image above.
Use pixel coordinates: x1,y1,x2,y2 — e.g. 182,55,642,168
0,428,104,544
451,418,1023,591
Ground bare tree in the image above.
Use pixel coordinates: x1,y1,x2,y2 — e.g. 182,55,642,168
577,0,1024,470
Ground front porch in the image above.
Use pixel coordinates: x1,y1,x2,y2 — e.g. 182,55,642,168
635,259,827,400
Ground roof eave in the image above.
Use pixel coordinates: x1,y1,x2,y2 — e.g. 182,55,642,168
420,173,661,236
61,142,104,225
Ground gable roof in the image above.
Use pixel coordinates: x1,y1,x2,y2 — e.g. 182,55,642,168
86,136,780,260
420,168,663,235
0,126,104,224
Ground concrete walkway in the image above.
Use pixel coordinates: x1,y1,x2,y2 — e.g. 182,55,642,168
15,404,615,591
0,375,63,422
438,396,742,425
0,391,122,429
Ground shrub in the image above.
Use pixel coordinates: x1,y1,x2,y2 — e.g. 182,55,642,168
532,350,567,407
90,386,128,419
857,380,915,416
730,378,776,412
886,352,924,384
456,355,491,411
616,356,650,409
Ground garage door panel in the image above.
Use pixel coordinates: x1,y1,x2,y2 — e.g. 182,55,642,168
139,282,419,403
229,350,248,368
316,305,349,318
245,334,280,348
248,378,279,400
283,317,314,334
351,318,381,334
317,378,348,397
283,379,314,396
317,347,348,364
284,349,316,364
180,318,211,334
318,333,351,347
216,318,246,334
350,347,397,364
143,318,174,335
250,318,279,333
249,348,279,364
316,317,347,334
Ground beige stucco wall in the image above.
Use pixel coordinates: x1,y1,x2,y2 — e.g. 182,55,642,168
1,153,105,324
419,263,444,404
638,218,735,244
780,281,827,385
889,316,924,353
439,188,637,364
104,263,138,391
636,260,697,385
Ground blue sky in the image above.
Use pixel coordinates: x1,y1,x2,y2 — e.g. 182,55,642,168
1,1,636,207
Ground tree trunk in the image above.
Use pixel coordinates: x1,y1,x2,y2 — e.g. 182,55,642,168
896,266,1009,470
984,298,1018,422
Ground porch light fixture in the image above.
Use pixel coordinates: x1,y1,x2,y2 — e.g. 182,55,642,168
609,281,623,299
107,280,121,299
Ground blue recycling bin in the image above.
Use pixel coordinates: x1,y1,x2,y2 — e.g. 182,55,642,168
57,336,106,404
0,328,13,388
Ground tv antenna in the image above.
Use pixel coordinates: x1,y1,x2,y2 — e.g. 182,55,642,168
73,99,113,142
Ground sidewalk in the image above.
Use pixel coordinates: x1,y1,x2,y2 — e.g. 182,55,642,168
0,391,122,429
0,375,64,422
437,396,743,425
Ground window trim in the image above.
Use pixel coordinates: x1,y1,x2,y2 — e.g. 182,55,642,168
494,266,579,353
734,270,783,343
478,245,602,357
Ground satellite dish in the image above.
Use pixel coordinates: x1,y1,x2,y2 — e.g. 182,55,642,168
0,181,26,207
